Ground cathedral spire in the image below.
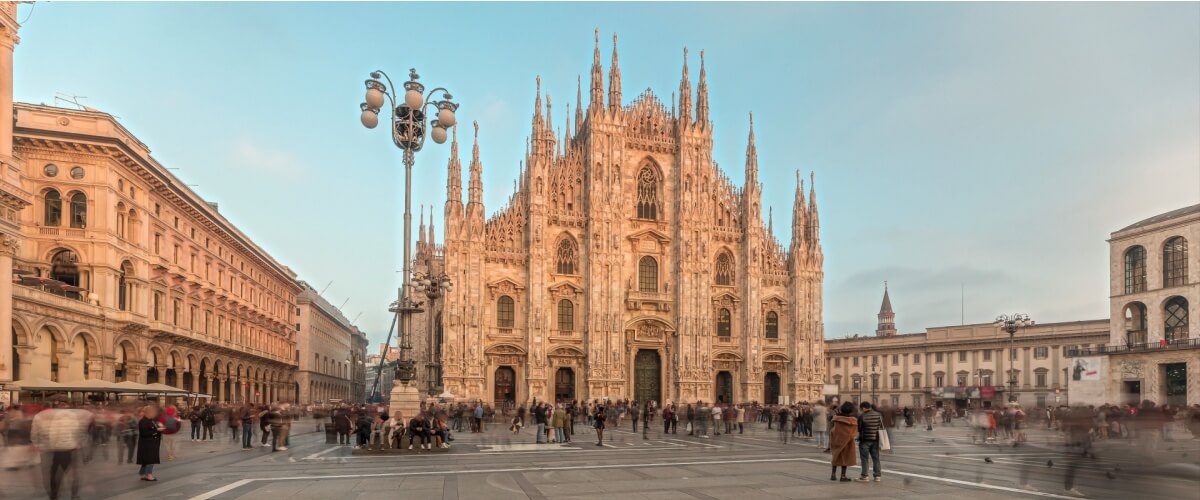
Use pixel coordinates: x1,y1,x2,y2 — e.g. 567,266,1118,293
418,205,427,247
808,171,820,246
468,121,483,206
589,28,604,112
791,170,807,249
575,74,583,134
564,102,572,149
446,125,462,206
533,75,544,131
608,32,622,112
696,49,710,126
678,47,692,125
428,205,436,245
745,112,758,187
768,206,774,236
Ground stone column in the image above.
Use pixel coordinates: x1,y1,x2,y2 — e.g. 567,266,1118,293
0,239,15,387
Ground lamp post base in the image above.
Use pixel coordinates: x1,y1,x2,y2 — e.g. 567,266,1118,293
389,380,423,421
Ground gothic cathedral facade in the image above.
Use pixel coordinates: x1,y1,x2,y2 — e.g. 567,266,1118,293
431,32,826,407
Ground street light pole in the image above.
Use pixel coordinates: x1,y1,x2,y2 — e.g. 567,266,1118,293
359,68,459,409
994,314,1034,404
412,271,453,396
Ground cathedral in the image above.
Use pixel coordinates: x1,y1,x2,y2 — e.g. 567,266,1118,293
417,31,826,407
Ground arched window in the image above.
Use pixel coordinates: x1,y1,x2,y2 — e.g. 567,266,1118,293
44,189,62,226
118,260,133,311
1164,296,1189,343
69,192,87,229
496,296,515,329
50,249,80,292
716,308,731,337
116,202,126,238
715,251,734,286
1123,302,1148,344
635,166,659,220
765,311,779,339
556,238,577,275
1124,246,1146,293
638,256,658,293
1163,237,1188,287
557,299,574,333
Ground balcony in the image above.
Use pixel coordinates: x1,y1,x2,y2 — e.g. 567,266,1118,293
13,285,100,317
1067,337,1200,357
37,227,87,238
625,290,671,312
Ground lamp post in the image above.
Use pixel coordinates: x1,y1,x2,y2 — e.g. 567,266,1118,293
993,314,1034,403
359,68,459,410
412,270,453,396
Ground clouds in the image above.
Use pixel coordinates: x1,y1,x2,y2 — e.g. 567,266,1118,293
227,139,308,181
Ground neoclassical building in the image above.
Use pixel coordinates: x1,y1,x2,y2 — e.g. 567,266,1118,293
6,101,303,403
296,282,368,404
425,32,826,407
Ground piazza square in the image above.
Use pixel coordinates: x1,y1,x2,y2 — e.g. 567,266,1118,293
0,2,1196,500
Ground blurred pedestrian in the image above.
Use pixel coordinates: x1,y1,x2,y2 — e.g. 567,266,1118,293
30,404,92,499
160,405,181,460
829,402,859,482
856,402,883,482
137,405,163,481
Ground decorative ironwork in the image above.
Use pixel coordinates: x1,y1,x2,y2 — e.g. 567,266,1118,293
635,166,659,220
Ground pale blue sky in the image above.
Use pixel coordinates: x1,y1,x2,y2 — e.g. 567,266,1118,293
13,2,1199,345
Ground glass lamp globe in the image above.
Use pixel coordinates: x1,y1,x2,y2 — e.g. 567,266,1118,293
431,126,448,144
361,109,379,129
365,88,386,110
405,89,424,109
437,108,457,127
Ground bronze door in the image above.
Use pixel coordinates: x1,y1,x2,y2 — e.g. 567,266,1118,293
716,371,733,404
764,372,781,405
634,349,661,405
555,367,575,402
494,366,516,407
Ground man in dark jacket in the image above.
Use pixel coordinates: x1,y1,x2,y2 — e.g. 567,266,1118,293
857,402,884,481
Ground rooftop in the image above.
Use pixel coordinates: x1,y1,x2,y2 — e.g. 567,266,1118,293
1115,203,1200,234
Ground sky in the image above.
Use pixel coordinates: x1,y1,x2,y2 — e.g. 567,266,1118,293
12,2,1199,345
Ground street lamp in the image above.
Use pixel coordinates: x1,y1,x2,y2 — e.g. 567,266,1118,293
993,313,1035,403
359,68,459,396
412,271,453,396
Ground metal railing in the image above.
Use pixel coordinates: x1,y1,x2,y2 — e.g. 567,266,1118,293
1066,337,1200,357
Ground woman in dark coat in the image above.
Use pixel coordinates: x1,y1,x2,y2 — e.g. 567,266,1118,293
333,407,352,445
137,405,163,481
829,402,859,482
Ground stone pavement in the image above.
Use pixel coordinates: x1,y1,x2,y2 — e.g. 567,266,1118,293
2,418,1196,499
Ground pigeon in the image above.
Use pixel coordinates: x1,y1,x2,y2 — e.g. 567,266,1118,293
984,457,994,463
1047,460,1054,468
928,439,936,443
1105,471,1116,480
903,477,912,486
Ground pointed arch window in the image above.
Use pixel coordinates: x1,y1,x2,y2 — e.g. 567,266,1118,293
765,311,779,339
635,166,659,220
556,238,578,275
496,295,515,329
69,192,87,229
716,308,731,338
1164,296,1189,343
715,251,734,286
557,299,574,333
638,256,658,293
1163,237,1188,287
1124,246,1146,293
44,189,62,226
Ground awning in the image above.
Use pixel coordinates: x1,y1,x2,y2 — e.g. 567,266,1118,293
8,378,65,391
112,381,159,393
188,393,214,399
56,379,124,392
143,383,189,394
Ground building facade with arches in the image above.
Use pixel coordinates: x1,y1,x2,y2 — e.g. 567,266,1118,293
1088,204,1199,406
296,281,367,404
5,102,303,404
427,33,827,407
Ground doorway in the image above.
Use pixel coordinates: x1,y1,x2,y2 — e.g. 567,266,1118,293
1122,380,1142,405
764,372,780,405
634,350,661,405
494,366,516,408
555,367,575,403
716,371,733,404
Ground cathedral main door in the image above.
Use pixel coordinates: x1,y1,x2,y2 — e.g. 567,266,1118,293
715,371,733,404
555,367,575,402
494,366,516,408
634,349,661,405
764,372,781,405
